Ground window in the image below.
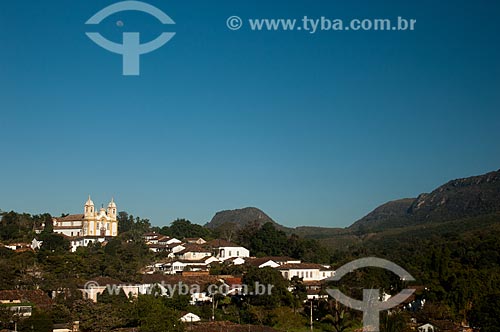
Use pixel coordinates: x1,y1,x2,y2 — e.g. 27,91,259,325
229,251,232,257
237,251,239,256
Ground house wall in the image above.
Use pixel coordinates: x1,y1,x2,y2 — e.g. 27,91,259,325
218,247,250,260
181,251,212,260
281,268,322,281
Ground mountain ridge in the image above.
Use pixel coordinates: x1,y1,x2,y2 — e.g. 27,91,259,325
205,168,500,238
349,169,500,233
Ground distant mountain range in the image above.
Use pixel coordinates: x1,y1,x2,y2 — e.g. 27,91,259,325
206,169,500,240
349,169,500,232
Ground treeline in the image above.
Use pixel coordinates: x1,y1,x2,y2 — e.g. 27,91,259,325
0,210,50,242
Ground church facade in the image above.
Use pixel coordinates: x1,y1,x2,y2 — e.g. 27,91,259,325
52,196,119,238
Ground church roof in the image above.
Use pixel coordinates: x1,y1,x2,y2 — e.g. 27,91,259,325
56,214,84,222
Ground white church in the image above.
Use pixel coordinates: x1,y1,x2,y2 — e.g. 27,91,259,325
52,196,119,251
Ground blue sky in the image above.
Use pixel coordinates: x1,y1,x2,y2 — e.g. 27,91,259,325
1,0,500,228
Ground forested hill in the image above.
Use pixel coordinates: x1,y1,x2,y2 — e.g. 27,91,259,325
205,207,285,230
349,169,500,233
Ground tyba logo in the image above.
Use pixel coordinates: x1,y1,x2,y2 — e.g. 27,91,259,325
326,257,416,332
85,1,175,76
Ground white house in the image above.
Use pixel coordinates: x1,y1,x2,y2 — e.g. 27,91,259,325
189,292,212,305
147,241,185,254
143,232,161,241
176,244,213,261
247,256,301,268
230,257,246,265
277,263,334,281
160,257,219,274
184,237,207,245
418,323,436,332
180,312,201,323
171,244,186,253
207,239,250,261
165,237,182,245
70,236,108,252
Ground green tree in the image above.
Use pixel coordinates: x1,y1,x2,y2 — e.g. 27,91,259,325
137,295,184,332
38,232,70,253
290,276,307,313
19,310,52,332
167,219,211,239
243,267,292,308
468,294,500,332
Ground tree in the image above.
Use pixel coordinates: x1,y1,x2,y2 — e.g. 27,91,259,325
0,305,16,330
290,276,307,313
167,219,211,239
19,310,52,332
117,211,151,235
38,232,70,253
117,211,134,233
380,312,409,332
468,294,500,332
318,300,354,332
243,267,292,308
72,299,125,332
137,295,184,332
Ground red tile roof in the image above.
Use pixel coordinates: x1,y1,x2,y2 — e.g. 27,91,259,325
206,239,242,248
246,256,297,266
278,263,324,270
223,277,242,286
177,244,212,254
55,214,84,222
77,276,123,288
0,290,53,310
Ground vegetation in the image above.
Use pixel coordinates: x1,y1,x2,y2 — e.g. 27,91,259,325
2,190,500,331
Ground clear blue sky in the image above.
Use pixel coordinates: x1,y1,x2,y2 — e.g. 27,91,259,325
1,0,499,228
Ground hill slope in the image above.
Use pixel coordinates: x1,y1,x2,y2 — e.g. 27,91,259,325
205,207,285,230
349,169,500,233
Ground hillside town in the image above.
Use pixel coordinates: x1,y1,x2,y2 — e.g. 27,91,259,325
0,195,488,332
